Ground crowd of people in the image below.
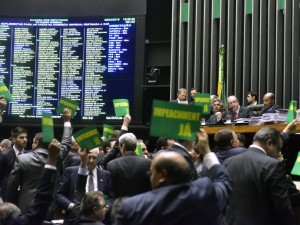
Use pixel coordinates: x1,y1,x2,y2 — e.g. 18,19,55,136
0,91,298,225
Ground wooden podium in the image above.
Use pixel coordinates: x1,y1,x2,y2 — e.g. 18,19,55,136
203,123,300,135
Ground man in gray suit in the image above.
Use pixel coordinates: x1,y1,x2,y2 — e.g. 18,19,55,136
6,108,72,212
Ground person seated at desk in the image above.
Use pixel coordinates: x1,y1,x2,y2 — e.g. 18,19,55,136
226,95,251,122
247,91,258,106
170,88,188,104
260,92,282,114
206,99,226,125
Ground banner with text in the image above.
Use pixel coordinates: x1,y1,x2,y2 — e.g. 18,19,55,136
42,113,54,142
194,93,210,114
150,100,202,140
113,99,129,117
57,96,79,118
73,126,103,150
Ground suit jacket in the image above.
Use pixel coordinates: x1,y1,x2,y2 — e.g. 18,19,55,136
63,151,81,170
107,151,151,198
56,166,113,211
226,106,251,121
170,99,179,103
6,147,48,212
215,147,247,164
115,164,232,225
260,104,282,115
206,111,226,125
224,147,295,225
10,167,57,225
69,171,106,225
0,147,30,199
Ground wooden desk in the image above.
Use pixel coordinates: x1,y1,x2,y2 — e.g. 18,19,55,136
203,123,300,135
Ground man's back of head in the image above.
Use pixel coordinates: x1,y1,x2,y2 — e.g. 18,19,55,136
150,151,193,189
81,191,107,222
253,127,283,158
119,133,137,153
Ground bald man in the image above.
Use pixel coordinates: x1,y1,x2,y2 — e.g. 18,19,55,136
260,92,282,114
114,129,232,225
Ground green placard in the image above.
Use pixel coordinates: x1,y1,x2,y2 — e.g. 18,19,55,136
278,0,285,10
291,152,300,176
182,3,189,22
194,93,210,114
246,0,253,14
103,124,114,139
57,96,79,118
213,0,221,19
73,126,103,150
150,100,202,141
286,100,297,123
42,113,54,143
0,82,13,102
135,144,143,157
113,99,129,117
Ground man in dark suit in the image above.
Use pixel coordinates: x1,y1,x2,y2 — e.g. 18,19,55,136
170,88,188,104
224,127,295,225
206,99,226,125
214,128,247,163
114,129,232,225
0,126,28,200
56,147,113,224
260,92,282,114
6,108,73,212
0,139,61,225
107,132,152,198
68,148,109,225
226,95,251,122
189,87,197,104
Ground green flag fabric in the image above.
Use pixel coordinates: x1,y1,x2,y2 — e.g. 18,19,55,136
0,82,13,102
291,152,300,176
135,144,143,156
42,113,54,142
57,96,79,118
103,124,114,139
194,93,210,114
73,126,103,150
286,100,297,123
113,99,129,117
150,100,202,141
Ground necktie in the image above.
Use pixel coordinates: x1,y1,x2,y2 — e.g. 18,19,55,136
88,171,94,192
233,112,237,120
17,151,22,155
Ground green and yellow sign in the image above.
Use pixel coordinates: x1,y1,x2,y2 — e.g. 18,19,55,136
113,99,129,117
42,113,54,142
291,151,300,176
57,96,79,118
150,100,202,140
135,143,143,156
103,124,114,139
0,82,13,102
194,93,210,114
73,126,103,150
